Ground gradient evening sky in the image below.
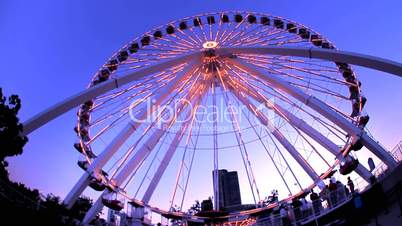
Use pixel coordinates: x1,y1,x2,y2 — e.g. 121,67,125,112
1,0,402,211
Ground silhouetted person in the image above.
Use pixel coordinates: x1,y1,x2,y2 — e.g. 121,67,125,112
292,198,302,220
344,185,350,197
328,179,338,206
310,189,321,215
320,185,329,207
280,206,290,226
300,197,310,219
347,177,355,193
336,181,346,202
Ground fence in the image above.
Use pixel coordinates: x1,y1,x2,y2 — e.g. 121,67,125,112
254,139,402,226
373,140,402,178
254,186,353,226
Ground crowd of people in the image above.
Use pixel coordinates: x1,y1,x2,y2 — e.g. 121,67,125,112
258,177,357,226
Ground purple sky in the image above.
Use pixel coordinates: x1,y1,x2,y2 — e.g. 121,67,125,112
1,0,402,212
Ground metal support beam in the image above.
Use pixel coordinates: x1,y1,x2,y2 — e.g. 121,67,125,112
24,48,402,138
227,57,397,169
63,60,201,208
218,47,402,77
232,90,322,185
23,52,202,135
142,97,202,204
17,46,401,222
82,81,208,224
228,80,372,182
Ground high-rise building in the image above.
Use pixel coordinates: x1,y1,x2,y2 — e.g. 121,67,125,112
212,169,242,210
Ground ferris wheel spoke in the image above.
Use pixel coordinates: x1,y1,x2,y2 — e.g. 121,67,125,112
228,57,397,170
235,54,338,72
83,77,210,222
228,86,322,186
93,60,202,173
176,29,202,47
238,56,350,89
232,89,297,195
142,91,206,205
159,35,196,51
213,14,224,43
140,114,193,204
235,69,349,144
194,17,209,42
58,12,402,223
151,33,197,50
89,68,185,124
147,40,194,54
84,104,192,222
227,57,355,131
221,18,256,46
172,32,200,48
111,87,202,190
221,23,256,47
107,67,206,180
241,55,352,87
92,73,161,104
243,63,348,96
231,29,290,47
219,15,250,46
187,26,205,45
288,82,349,100
269,37,309,47
224,24,272,47
227,68,339,164
211,77,220,210
268,131,304,191
230,28,294,47
264,34,306,45
221,84,261,204
87,68,198,145
221,62,350,145
169,93,208,209
110,65,210,185
131,123,175,199
89,92,152,128
121,56,185,69
227,78,335,163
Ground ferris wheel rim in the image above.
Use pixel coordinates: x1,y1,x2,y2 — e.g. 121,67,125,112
11,10,392,224
74,11,371,220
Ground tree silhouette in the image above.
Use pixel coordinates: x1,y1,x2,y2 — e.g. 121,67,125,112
188,200,201,214
0,88,28,180
69,196,94,221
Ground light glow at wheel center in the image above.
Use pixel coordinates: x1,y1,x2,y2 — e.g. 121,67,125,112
203,41,218,49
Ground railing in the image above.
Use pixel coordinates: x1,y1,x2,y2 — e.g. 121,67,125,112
373,140,402,178
254,186,354,226
254,140,402,226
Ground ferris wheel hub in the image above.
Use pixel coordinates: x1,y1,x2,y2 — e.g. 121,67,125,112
203,41,218,49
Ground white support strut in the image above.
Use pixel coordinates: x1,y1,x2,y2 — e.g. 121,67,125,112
232,89,322,185
63,60,201,208
82,80,208,224
218,47,402,78
23,48,402,138
22,52,202,135
17,46,402,223
228,80,372,182
226,57,397,168
142,95,203,204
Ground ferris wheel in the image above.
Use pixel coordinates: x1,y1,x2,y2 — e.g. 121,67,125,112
22,11,400,224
